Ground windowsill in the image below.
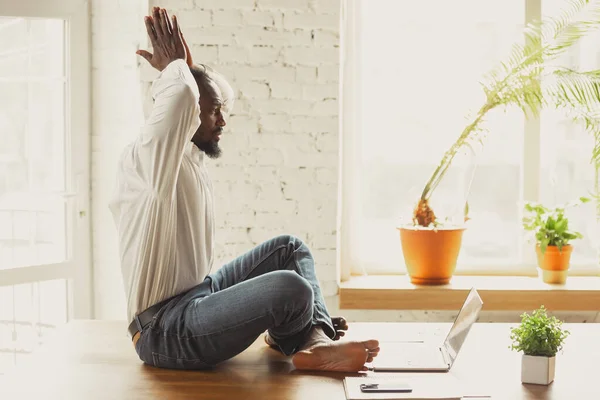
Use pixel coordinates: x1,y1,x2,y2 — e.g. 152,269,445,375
338,275,600,311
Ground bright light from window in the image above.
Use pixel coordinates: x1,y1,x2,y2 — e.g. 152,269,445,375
0,17,67,270
351,0,600,274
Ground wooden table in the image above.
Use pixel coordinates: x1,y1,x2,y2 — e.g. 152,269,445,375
0,321,598,399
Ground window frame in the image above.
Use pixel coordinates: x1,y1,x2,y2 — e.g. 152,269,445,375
0,0,92,319
338,0,600,280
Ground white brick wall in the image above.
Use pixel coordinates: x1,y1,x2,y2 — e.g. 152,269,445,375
143,0,342,297
91,0,599,324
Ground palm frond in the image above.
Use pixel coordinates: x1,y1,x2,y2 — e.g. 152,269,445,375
542,0,600,60
545,68,600,110
567,109,600,164
415,0,600,226
545,68,600,166
483,0,597,96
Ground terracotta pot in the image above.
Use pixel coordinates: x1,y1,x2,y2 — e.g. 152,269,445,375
535,244,572,284
398,226,465,285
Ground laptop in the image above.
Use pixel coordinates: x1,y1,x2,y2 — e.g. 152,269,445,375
369,287,483,372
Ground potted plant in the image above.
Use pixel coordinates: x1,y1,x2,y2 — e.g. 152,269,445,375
399,0,600,285
522,197,590,284
509,306,570,385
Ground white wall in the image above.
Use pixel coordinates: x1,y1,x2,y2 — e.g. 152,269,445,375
90,0,600,323
91,0,149,319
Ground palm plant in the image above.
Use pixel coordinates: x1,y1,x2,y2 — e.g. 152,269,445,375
413,0,600,227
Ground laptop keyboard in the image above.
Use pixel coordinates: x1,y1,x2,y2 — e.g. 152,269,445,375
377,344,444,367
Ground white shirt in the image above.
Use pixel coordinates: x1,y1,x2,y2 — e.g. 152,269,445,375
109,59,215,323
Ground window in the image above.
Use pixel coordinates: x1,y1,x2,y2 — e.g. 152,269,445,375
0,16,68,270
0,0,90,375
339,0,600,277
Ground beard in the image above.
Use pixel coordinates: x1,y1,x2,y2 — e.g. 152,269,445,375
196,139,222,159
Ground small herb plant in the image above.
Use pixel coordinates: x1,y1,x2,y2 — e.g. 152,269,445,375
510,306,570,357
522,197,590,254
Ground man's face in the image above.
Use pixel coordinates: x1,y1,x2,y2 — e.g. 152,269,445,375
192,77,227,158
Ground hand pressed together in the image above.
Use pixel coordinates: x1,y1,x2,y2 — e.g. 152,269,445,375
136,7,187,71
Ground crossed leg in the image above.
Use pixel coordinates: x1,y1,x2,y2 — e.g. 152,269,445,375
207,235,379,372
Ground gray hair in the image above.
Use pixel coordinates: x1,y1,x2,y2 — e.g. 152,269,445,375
189,63,235,115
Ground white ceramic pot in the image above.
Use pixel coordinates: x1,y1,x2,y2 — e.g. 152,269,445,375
521,354,556,385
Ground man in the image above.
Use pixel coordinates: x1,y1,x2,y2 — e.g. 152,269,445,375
109,7,379,372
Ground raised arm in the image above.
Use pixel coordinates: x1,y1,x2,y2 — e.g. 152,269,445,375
135,7,200,197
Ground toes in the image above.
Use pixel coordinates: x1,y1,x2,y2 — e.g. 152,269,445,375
366,345,379,362
332,317,349,331
363,339,379,350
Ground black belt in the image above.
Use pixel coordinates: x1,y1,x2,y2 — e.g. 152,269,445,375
127,297,173,340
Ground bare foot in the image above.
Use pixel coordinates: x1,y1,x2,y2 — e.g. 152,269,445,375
264,317,349,348
292,327,380,372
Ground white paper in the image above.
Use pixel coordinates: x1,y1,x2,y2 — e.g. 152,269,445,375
343,375,468,400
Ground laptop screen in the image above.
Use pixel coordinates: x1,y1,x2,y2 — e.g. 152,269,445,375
442,288,483,365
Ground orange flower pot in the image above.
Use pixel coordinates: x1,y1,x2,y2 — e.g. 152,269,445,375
398,226,465,285
535,244,572,284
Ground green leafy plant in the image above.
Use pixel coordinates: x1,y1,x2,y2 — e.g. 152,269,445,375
510,306,570,357
413,0,600,228
522,196,590,253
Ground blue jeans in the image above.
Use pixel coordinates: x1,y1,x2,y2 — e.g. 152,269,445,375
134,235,335,370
